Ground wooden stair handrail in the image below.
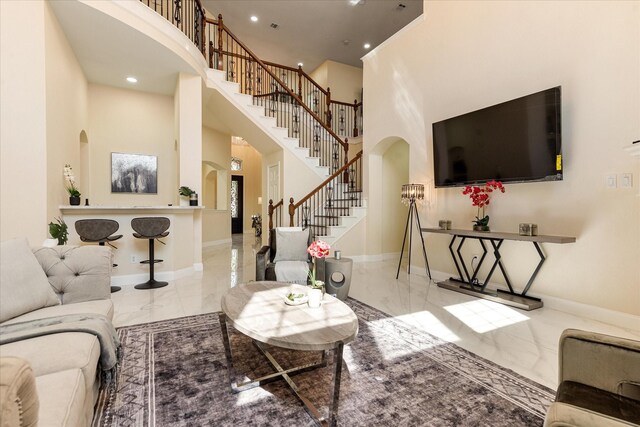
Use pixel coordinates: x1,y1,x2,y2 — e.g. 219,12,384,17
289,150,363,221
208,17,348,151
268,198,284,230
331,99,363,108
206,15,361,131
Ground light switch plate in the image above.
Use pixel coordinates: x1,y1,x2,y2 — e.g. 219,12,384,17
606,174,617,188
620,173,633,188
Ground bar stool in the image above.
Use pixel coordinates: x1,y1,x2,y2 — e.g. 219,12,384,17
131,217,170,290
74,219,122,293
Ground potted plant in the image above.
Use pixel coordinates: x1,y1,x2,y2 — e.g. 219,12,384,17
64,164,81,205
179,186,198,206
48,217,68,245
462,180,505,231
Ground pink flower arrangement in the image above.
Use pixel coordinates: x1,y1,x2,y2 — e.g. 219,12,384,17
307,240,330,259
462,180,505,227
307,240,330,288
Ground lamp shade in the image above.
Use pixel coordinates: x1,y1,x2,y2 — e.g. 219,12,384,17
401,183,424,201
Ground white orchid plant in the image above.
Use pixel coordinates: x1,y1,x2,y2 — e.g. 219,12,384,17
63,164,81,197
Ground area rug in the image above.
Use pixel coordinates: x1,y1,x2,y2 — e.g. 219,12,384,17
92,299,554,426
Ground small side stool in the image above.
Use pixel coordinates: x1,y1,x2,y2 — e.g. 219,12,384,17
324,257,353,301
74,219,122,293
131,217,170,290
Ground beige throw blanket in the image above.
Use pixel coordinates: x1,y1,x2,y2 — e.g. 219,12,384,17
275,260,309,284
0,313,120,384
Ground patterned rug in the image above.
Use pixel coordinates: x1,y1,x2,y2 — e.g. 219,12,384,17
92,299,554,426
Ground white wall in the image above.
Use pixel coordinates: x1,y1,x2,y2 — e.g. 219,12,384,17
87,83,176,206
231,144,263,232
45,1,89,221
202,125,231,209
382,140,410,253
310,60,363,103
1,1,48,244
363,1,640,315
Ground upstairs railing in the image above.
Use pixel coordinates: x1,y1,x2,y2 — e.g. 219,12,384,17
330,99,362,138
140,0,206,54
268,198,284,230
287,150,363,236
205,15,350,174
140,2,363,139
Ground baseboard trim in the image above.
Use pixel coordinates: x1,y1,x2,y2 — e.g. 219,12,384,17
111,265,195,287
349,252,399,263
193,263,203,272
407,266,640,332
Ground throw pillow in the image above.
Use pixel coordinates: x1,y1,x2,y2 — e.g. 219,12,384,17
273,228,310,263
0,239,60,323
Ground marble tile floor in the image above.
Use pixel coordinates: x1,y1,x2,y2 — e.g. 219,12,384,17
111,233,640,390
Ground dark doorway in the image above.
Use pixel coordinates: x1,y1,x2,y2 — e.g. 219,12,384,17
231,175,244,234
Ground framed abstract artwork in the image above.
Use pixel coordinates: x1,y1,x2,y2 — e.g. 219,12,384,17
111,152,158,194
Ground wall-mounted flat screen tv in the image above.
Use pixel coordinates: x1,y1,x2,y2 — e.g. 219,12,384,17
432,86,562,188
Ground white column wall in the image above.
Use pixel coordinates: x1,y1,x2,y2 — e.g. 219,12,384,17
176,73,203,266
1,1,48,244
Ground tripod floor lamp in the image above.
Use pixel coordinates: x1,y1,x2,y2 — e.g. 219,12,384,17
396,183,432,280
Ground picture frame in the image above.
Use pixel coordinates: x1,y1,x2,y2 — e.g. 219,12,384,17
111,152,158,194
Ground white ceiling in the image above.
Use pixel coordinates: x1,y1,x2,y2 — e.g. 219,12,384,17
202,0,423,71
49,1,196,95
48,0,422,98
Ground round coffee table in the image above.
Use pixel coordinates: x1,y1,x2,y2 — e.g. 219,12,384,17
219,281,358,426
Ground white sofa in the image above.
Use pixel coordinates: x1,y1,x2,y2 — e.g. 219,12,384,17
0,239,115,427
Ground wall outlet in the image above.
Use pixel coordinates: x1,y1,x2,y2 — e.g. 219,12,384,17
130,254,138,264
605,174,617,189
620,173,633,188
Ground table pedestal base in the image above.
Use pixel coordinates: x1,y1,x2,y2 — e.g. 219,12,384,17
219,313,345,427
437,279,543,311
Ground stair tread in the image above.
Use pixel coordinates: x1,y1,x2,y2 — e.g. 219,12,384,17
314,215,339,219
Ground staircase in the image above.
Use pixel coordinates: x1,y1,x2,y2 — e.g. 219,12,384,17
142,1,366,244
287,151,365,246
206,69,332,177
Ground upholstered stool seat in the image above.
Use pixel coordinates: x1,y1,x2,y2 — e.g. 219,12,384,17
131,217,170,290
74,219,122,293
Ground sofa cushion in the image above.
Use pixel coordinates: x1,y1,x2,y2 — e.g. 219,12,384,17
0,357,39,427
1,299,114,325
0,332,101,401
544,401,637,427
35,368,86,427
0,239,59,323
555,381,640,424
273,228,310,263
32,246,111,304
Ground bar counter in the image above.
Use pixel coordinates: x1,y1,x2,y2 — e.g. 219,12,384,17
60,205,203,286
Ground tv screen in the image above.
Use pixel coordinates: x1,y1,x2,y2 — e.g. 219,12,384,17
432,87,562,187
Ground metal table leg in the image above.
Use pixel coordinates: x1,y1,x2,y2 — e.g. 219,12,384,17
219,314,346,426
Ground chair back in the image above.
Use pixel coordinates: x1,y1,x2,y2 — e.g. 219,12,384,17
75,219,119,242
268,227,313,263
131,217,170,238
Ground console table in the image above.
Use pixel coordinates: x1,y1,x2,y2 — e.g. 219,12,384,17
421,228,576,310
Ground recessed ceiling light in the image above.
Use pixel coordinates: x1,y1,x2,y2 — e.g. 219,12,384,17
364,43,371,49
297,62,303,67
126,76,137,83
250,15,258,22
349,0,364,5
